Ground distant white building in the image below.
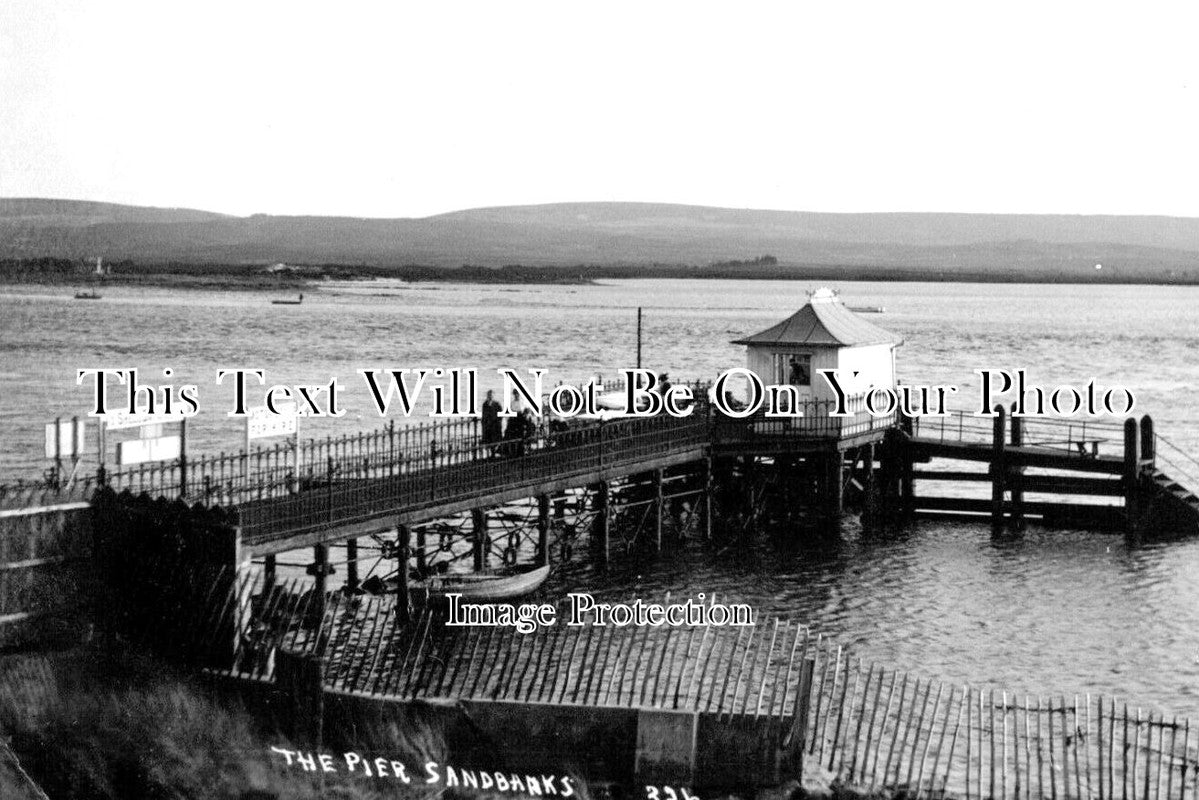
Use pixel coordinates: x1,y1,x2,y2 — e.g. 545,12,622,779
731,288,903,406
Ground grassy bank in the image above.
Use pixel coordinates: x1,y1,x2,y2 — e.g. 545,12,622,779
0,649,466,800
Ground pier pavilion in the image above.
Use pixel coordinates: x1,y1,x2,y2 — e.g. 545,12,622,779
731,286,902,405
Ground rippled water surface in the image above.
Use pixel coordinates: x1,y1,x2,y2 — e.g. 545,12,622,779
2,279,1198,715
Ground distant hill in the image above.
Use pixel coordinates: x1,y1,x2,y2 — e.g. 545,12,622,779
3,198,1199,280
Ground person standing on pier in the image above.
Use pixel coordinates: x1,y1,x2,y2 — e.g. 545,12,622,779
502,403,526,457
481,390,502,456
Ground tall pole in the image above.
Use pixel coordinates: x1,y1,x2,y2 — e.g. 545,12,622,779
636,307,642,369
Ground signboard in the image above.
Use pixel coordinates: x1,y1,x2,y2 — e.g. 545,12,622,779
44,419,86,458
139,423,165,439
103,408,179,431
118,435,182,466
248,401,299,440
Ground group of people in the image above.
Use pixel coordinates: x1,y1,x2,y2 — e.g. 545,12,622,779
480,390,539,457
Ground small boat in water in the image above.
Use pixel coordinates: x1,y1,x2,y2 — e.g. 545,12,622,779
271,293,304,305
848,305,885,313
363,563,551,601
424,563,551,600
74,290,102,300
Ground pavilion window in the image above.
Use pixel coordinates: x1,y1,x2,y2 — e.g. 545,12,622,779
775,353,811,386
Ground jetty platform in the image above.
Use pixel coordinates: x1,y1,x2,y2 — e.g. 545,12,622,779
6,387,1199,793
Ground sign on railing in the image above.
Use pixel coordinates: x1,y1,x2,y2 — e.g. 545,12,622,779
118,435,182,466
247,401,300,441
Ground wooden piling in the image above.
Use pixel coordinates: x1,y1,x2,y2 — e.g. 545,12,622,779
1125,418,1142,531
415,525,427,574
992,404,1008,527
471,507,488,571
309,544,330,618
1141,415,1155,466
654,469,664,550
1011,405,1026,528
397,523,411,624
597,481,611,565
537,494,550,566
345,537,358,592
702,457,713,540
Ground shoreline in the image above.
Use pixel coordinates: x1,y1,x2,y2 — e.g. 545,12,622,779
4,265,1199,289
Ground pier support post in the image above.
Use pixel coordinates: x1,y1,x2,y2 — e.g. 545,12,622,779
742,456,758,528
471,508,488,571
899,446,914,520
827,451,845,519
990,404,1007,527
701,457,713,540
1124,418,1142,531
1009,405,1025,529
397,523,411,624
415,526,427,576
537,494,550,566
345,537,358,592
306,544,332,619
654,469,664,550
1140,415,1155,468
597,481,611,565
263,553,276,594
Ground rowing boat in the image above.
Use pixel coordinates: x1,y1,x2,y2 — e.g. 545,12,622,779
363,562,551,601
422,563,551,600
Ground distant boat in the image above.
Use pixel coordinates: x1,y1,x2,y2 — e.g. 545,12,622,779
74,290,102,300
849,305,885,313
271,293,304,305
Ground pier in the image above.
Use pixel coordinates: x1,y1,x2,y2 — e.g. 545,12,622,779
5,295,1199,795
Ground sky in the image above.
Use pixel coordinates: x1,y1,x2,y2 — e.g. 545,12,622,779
2,1,1198,219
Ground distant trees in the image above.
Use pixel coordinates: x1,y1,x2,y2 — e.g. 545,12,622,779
709,255,778,268
0,257,77,276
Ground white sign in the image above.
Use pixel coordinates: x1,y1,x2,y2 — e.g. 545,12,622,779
248,401,299,440
103,407,179,431
139,423,165,439
118,435,182,466
44,420,86,458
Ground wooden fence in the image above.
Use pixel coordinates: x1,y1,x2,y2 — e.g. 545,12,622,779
110,556,1199,799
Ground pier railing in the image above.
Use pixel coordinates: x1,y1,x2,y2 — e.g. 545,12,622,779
1152,433,1199,492
237,409,712,543
912,411,1128,455
1,389,903,528
713,396,896,445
